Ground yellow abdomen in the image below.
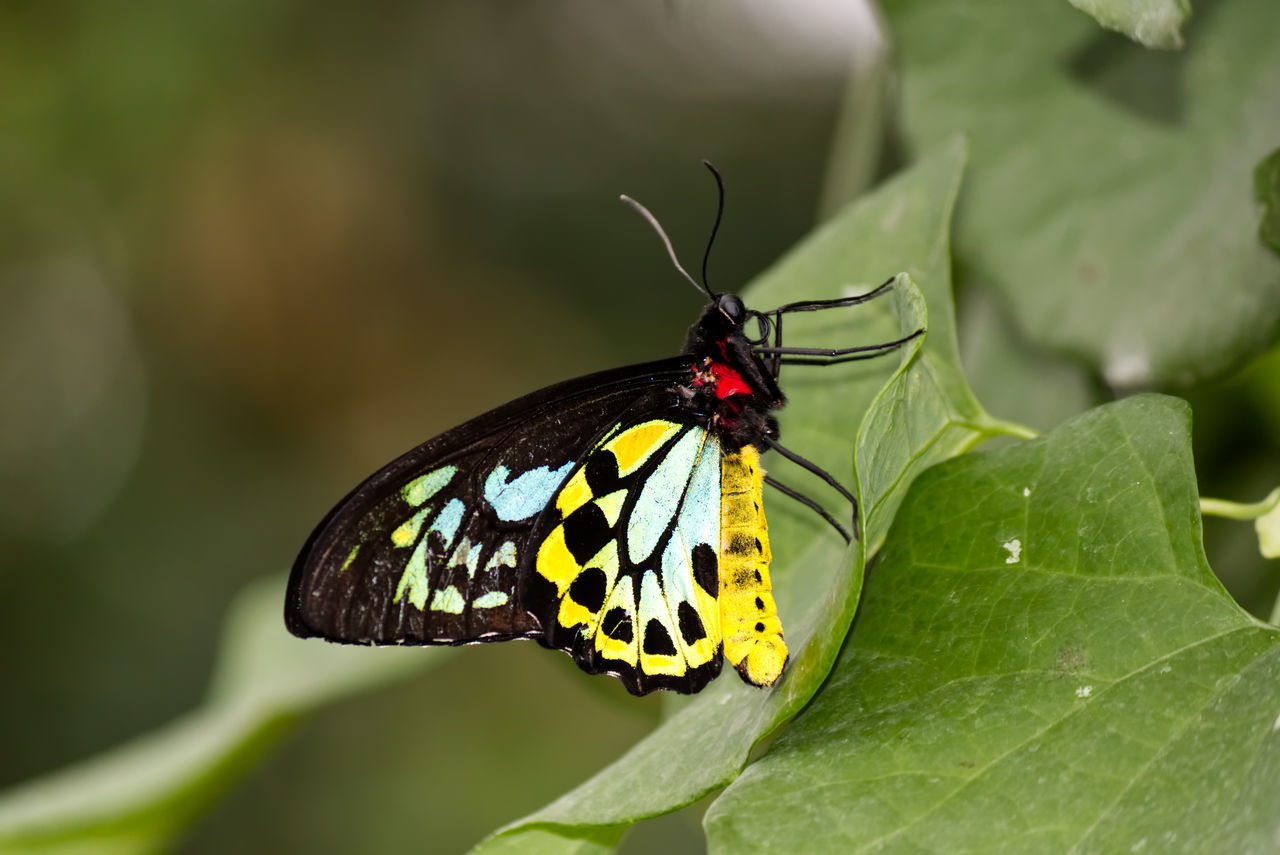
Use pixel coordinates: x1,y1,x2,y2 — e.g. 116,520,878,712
719,445,787,687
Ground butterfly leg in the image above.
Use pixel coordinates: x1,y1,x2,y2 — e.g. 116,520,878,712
761,435,861,541
759,328,924,366
763,475,852,543
765,275,897,316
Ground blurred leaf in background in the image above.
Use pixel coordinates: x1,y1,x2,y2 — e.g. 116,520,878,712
883,0,1280,390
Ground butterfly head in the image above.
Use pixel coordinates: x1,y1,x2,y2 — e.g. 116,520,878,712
716,293,745,323
690,292,764,343
680,293,785,449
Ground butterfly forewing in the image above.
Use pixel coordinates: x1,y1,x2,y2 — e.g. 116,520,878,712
286,360,690,648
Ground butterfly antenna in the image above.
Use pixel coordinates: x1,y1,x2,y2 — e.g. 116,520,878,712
700,160,726,295
620,194,716,301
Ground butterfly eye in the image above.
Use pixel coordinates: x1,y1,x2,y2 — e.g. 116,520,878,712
718,294,746,322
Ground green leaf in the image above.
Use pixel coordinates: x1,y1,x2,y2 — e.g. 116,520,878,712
1257,146,1280,255
706,395,1280,853
0,577,432,855
883,0,1280,387
1065,0,1190,50
473,138,1017,853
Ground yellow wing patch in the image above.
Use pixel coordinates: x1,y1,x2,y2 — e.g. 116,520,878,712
607,420,682,476
554,468,594,519
535,525,581,594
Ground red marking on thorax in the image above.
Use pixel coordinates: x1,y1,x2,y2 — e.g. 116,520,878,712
690,345,753,402
708,362,751,399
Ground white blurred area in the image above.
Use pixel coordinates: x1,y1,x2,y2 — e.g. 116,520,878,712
561,0,885,91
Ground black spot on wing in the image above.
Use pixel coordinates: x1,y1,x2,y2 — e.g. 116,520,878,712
601,606,633,643
584,450,621,494
643,619,677,656
563,503,611,565
677,601,706,645
568,567,607,613
691,543,718,596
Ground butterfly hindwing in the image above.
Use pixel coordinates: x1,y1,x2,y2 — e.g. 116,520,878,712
286,360,691,649
525,418,727,694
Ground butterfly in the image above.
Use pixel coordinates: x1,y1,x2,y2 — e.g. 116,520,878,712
285,170,919,695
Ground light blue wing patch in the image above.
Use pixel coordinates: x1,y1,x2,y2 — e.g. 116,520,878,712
663,435,720,610
473,590,510,609
484,462,575,522
680,433,720,543
627,427,707,564
430,498,466,545
660,434,721,662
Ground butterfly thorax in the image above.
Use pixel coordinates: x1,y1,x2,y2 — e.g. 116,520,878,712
679,295,783,451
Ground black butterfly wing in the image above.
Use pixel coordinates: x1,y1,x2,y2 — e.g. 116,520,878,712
286,358,692,648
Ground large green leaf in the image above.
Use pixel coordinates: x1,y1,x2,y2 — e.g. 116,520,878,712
0,577,432,855
472,139,1021,853
707,394,1280,853
884,0,1280,388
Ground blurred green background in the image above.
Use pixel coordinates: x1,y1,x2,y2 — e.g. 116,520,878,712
3,1,1277,853
0,2,863,851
